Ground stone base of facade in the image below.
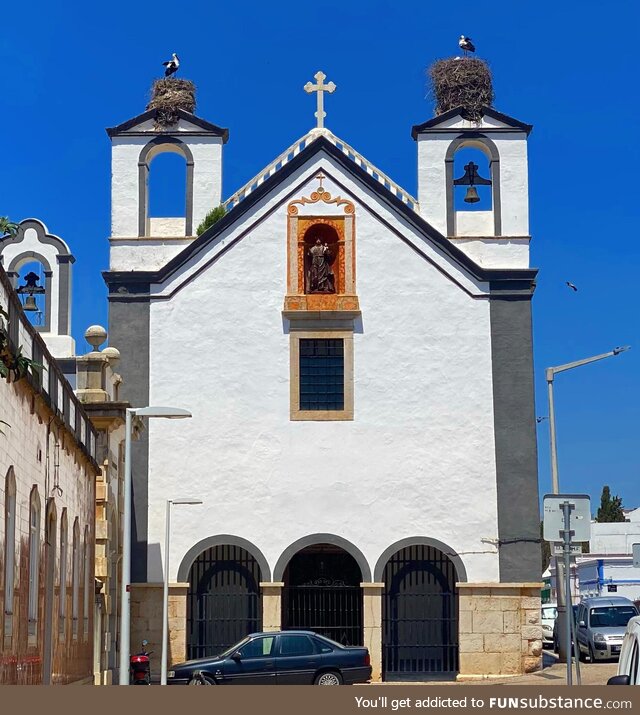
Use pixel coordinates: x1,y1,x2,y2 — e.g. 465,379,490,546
129,583,189,680
456,582,543,679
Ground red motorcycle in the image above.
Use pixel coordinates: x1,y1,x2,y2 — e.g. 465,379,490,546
130,639,152,685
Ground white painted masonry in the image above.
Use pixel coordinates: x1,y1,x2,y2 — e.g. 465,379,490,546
143,159,500,586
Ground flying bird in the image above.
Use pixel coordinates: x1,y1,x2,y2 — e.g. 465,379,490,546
459,36,476,54
566,281,578,292
536,416,548,423
162,53,180,77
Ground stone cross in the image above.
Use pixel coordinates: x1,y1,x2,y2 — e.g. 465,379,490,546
304,71,336,129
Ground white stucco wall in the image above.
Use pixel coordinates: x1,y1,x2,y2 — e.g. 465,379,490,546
589,521,640,555
449,237,530,268
143,153,501,586
109,237,196,272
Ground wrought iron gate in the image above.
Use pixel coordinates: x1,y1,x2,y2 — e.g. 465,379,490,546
283,549,363,646
382,544,458,676
187,545,262,659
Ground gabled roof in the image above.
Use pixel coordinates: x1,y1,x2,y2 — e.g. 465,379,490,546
106,108,229,141
411,106,533,139
103,135,537,295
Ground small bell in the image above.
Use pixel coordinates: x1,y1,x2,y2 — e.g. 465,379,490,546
464,186,480,204
23,295,39,312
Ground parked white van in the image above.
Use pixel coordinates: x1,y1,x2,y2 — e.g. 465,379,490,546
607,615,640,685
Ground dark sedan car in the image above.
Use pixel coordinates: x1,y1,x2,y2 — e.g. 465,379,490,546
168,630,372,685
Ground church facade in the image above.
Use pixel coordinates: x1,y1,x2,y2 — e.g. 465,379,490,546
104,75,541,681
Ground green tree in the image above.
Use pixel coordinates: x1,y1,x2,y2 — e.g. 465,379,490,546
0,217,19,237
196,204,227,236
595,485,626,523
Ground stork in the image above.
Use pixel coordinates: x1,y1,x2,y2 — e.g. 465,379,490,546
458,36,476,55
162,53,180,77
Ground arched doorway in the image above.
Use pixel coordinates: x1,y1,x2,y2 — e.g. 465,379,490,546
381,544,459,678
282,544,363,646
42,500,57,684
186,544,262,659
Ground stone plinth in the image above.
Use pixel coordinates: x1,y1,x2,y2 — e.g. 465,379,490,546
260,582,284,631
457,582,543,679
362,582,384,682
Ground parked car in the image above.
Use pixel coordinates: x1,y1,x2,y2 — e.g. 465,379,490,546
607,615,640,685
541,603,557,647
553,604,579,653
576,596,639,662
167,631,372,685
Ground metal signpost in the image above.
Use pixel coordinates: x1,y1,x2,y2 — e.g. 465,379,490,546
543,494,591,686
633,543,640,569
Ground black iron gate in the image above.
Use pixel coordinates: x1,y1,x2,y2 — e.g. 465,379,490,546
187,544,262,659
283,548,363,646
382,544,458,676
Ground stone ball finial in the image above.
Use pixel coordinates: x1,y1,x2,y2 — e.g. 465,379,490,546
101,346,121,368
85,325,108,350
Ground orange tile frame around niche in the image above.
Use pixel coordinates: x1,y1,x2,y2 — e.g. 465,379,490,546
284,184,360,314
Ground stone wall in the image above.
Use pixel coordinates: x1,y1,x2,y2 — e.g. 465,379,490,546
457,582,543,679
129,583,188,680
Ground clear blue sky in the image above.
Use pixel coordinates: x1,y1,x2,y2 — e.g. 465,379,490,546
2,1,638,514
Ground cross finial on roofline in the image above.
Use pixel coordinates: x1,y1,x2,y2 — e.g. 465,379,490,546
304,71,336,129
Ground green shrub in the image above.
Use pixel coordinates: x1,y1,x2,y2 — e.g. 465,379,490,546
196,204,227,236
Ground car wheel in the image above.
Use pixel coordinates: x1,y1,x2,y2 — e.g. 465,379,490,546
588,644,596,663
578,645,587,663
188,673,216,685
314,670,343,686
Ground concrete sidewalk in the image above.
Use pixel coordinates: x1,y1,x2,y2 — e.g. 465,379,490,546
370,654,618,687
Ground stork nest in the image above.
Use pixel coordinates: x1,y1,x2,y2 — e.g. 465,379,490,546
428,57,494,122
146,78,197,129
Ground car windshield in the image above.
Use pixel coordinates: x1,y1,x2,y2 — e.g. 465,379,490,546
589,606,638,628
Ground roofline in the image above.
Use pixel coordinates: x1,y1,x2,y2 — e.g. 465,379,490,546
103,135,537,293
411,105,533,139
106,108,229,142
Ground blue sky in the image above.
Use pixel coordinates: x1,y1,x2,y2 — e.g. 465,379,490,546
2,1,638,513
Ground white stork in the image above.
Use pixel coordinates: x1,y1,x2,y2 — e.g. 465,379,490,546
162,53,180,77
458,36,476,55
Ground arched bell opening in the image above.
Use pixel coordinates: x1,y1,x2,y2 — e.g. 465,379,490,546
303,224,340,294
445,136,501,237
453,146,492,212
185,544,263,660
148,152,187,224
138,137,194,237
281,543,363,646
13,258,50,330
381,543,460,679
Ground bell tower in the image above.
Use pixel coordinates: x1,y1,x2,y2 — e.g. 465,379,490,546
106,79,229,272
0,218,76,357
413,59,532,268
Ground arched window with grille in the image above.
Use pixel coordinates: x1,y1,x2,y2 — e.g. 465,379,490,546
72,519,80,639
59,510,68,637
28,487,42,641
3,468,16,644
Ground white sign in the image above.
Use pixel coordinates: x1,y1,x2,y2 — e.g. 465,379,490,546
552,543,582,555
633,543,640,569
543,494,591,543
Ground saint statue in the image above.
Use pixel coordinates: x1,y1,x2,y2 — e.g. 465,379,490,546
308,238,335,293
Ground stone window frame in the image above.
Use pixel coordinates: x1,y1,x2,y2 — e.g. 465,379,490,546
290,329,354,421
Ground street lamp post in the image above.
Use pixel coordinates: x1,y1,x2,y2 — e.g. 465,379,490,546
118,406,192,686
546,346,630,666
161,498,203,685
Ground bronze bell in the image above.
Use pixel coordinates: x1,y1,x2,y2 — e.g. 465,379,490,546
464,186,480,204
23,295,38,312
